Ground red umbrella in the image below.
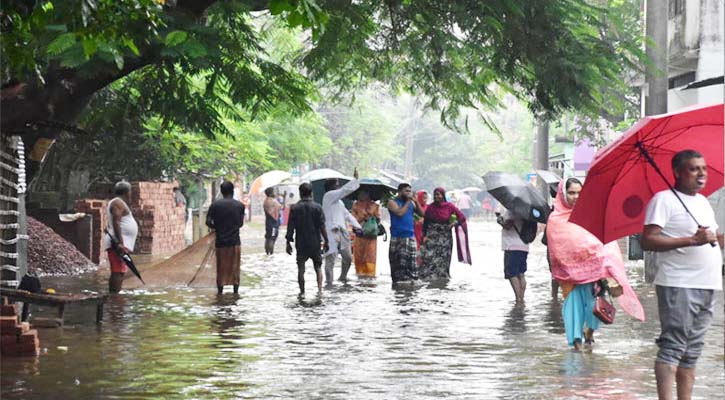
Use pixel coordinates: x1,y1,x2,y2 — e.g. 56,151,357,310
570,103,724,244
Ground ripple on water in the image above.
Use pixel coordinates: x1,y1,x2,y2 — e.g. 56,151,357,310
1,221,723,399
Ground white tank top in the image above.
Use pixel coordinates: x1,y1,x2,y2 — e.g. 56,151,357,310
103,198,139,251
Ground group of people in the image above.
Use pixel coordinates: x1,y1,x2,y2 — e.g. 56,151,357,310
283,170,472,293
104,149,721,400
496,149,721,400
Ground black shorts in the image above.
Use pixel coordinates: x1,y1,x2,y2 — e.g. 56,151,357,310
265,217,279,240
296,249,322,268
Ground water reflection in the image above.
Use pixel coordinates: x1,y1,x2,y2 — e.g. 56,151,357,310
1,221,723,399
502,303,527,334
545,298,565,335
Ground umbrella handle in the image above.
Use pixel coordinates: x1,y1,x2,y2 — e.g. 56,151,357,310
699,226,718,247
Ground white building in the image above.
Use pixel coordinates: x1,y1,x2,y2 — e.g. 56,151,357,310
666,0,724,111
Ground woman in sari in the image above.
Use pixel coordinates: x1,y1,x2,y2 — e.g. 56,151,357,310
419,188,471,280
351,190,381,277
414,190,429,250
547,178,645,350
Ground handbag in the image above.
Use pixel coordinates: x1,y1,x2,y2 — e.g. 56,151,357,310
362,217,379,238
377,223,387,242
592,281,616,324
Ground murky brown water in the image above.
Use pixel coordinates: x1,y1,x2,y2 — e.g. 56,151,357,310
2,221,723,399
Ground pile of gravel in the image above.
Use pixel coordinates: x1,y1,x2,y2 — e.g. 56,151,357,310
27,217,97,276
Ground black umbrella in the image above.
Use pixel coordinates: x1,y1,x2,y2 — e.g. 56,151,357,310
346,178,397,201
483,171,550,223
535,169,561,196
105,230,145,285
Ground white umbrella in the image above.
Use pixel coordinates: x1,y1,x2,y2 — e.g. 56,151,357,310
249,170,292,195
461,186,483,193
300,168,351,182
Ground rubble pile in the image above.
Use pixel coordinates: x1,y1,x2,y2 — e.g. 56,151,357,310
27,217,96,276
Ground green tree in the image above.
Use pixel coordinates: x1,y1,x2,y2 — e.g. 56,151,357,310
317,91,403,175
2,0,642,184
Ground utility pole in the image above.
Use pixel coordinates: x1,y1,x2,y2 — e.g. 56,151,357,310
643,0,668,278
644,0,668,116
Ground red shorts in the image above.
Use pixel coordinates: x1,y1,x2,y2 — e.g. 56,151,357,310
107,250,127,274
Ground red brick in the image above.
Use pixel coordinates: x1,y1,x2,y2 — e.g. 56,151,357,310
1,335,18,346
0,315,18,331
1,304,17,316
18,330,37,343
12,322,29,335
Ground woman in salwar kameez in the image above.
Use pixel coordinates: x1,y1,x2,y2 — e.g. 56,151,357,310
547,178,645,350
419,188,470,280
351,190,381,277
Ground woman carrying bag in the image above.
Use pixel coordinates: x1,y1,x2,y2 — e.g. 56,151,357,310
351,190,382,277
547,178,645,350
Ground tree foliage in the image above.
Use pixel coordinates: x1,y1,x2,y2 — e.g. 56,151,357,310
2,0,645,187
303,0,642,131
317,91,403,175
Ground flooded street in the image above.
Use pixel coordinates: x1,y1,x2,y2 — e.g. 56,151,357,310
2,221,723,399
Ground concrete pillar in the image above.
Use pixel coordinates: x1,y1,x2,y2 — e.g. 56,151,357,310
535,118,550,199
644,0,669,115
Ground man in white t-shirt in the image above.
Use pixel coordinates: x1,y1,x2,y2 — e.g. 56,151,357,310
642,149,724,400
496,206,529,303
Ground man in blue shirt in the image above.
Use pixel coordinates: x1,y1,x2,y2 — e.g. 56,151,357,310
387,183,424,283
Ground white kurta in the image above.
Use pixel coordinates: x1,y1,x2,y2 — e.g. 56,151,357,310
322,179,362,256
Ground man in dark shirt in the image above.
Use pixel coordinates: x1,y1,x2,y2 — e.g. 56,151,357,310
206,181,245,294
286,182,329,294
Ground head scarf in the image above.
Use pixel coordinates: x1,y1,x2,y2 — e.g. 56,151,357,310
424,188,466,224
547,181,644,321
416,190,429,213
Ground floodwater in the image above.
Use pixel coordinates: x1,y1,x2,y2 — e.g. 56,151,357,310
2,221,723,399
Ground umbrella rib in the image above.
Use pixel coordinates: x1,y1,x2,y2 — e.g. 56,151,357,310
591,119,721,178
589,149,647,178
639,121,721,149
586,149,642,177
610,151,647,186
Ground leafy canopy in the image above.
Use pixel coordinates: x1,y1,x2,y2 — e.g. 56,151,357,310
2,0,641,138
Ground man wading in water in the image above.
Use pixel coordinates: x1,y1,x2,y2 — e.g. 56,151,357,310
206,181,245,294
103,181,138,293
286,182,328,294
263,187,282,255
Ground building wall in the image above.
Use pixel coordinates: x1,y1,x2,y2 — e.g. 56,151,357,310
667,0,724,112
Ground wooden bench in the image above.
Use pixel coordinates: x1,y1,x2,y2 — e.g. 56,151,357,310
0,288,108,326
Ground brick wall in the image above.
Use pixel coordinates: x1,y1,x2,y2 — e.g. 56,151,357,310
76,181,186,261
130,182,185,255
74,199,108,264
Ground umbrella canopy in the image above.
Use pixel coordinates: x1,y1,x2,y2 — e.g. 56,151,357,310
535,169,562,186
569,103,724,244
536,169,562,197
300,168,351,182
483,171,550,223
249,170,292,195
301,169,353,205
346,177,397,201
461,186,483,193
